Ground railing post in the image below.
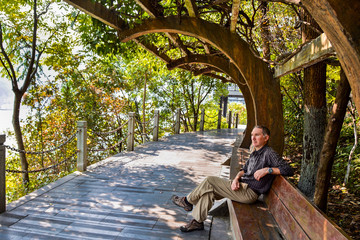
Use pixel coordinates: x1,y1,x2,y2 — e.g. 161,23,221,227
217,109,222,129
0,135,6,213
175,108,181,134
127,112,135,151
77,121,87,172
200,109,205,131
235,113,239,129
228,111,232,128
153,110,159,141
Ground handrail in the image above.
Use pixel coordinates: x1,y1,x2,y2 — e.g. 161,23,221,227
0,107,239,213
5,150,79,173
89,132,130,152
4,131,78,155
93,120,129,136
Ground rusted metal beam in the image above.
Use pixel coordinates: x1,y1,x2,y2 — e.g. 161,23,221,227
63,0,128,30
184,0,199,17
134,37,172,63
193,66,219,76
230,0,241,32
166,54,246,84
204,73,232,83
167,33,191,56
117,16,284,154
166,54,254,149
203,42,211,54
274,33,335,78
134,0,160,18
301,0,360,116
134,0,189,56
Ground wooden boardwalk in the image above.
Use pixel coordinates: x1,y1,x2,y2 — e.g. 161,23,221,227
0,128,243,240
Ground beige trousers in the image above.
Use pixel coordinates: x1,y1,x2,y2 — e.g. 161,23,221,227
187,176,258,222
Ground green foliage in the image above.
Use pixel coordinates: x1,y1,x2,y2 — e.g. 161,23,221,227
3,28,228,202
280,64,360,196
228,102,247,125
4,0,358,207
280,73,304,154
332,106,360,195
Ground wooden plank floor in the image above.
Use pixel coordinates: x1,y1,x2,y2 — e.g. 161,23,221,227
0,128,243,240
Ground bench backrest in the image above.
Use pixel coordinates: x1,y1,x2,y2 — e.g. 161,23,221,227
265,175,350,240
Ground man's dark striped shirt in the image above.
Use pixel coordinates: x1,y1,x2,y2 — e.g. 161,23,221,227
240,145,294,195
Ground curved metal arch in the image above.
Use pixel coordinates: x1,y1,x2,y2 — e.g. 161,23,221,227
302,0,360,115
167,54,245,84
167,54,254,148
203,73,232,83
118,16,284,153
193,66,221,76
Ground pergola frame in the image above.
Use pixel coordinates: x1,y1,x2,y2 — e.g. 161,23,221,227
63,0,360,155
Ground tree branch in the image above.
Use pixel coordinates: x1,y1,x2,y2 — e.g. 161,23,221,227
37,2,51,18
0,23,19,92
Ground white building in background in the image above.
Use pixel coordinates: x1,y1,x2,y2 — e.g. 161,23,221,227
219,83,245,117
227,83,244,104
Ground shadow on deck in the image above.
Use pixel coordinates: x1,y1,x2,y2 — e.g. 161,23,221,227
0,128,243,240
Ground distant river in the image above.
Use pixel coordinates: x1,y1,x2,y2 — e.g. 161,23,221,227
0,108,13,134
0,77,13,135
0,77,29,146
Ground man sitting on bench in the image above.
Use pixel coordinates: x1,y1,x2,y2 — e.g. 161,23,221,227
171,125,294,232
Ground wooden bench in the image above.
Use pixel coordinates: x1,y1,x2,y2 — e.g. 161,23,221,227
227,175,351,239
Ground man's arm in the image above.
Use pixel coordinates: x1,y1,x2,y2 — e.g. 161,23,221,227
231,169,245,190
253,167,280,181
254,149,294,181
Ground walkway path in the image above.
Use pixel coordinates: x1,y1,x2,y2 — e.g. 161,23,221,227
0,128,243,239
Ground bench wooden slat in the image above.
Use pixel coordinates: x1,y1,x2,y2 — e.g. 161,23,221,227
228,198,243,240
228,199,284,240
247,202,284,240
229,147,350,240
268,176,350,240
266,188,310,239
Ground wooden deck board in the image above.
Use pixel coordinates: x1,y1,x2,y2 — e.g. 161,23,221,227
1,129,243,240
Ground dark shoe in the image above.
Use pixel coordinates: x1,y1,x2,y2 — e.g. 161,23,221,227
171,195,193,211
180,219,204,232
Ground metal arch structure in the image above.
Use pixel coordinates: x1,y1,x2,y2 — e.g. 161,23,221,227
63,0,284,153
61,0,360,90
62,0,360,154
301,0,360,115
167,54,254,148
117,17,283,153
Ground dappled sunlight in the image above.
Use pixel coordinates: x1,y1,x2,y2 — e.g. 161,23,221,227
1,129,239,239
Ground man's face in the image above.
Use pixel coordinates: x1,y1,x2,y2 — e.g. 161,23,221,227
251,127,269,150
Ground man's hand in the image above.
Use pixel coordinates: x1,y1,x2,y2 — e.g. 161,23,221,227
231,178,240,191
232,170,245,190
254,168,269,181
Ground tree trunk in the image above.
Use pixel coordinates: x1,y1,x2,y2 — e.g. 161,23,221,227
313,69,351,211
297,9,327,199
12,92,29,184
